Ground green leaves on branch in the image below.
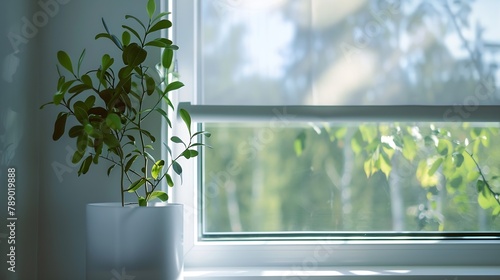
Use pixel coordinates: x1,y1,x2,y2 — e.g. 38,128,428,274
57,51,73,74
149,191,168,202
476,180,500,212
53,113,68,141
42,0,211,207
151,160,164,180
294,131,306,156
127,178,147,193
122,43,147,67
147,0,156,19
179,108,191,133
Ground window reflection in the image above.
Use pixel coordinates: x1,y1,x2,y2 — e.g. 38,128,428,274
201,0,500,105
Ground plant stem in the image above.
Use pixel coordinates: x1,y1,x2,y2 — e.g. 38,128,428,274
138,66,149,201
119,152,125,207
465,150,500,205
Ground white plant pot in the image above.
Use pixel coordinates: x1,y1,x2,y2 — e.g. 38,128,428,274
86,203,183,280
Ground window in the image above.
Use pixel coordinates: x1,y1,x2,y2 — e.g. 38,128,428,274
171,0,500,275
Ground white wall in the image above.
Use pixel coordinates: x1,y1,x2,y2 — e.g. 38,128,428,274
1,0,41,279
0,0,160,279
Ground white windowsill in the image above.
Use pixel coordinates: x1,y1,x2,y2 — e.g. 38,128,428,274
185,266,500,279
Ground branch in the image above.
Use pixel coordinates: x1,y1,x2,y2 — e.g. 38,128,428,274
464,150,500,206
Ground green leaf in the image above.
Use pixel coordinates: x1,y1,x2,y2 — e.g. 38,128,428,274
481,134,490,147
122,25,142,42
146,75,156,95
78,155,93,175
52,113,68,141
123,43,147,67
84,96,96,110
452,152,465,167
165,81,184,93
81,74,93,88
103,133,120,148
74,105,89,125
192,131,212,138
359,125,378,143
101,17,110,33
149,191,168,202
476,180,486,193
155,108,171,127
138,196,147,206
449,176,463,189
166,174,174,187
57,51,73,74
492,206,500,216
125,154,139,172
351,131,363,155
179,108,191,133
182,149,199,159
101,54,114,71
40,101,54,110
125,15,146,31
95,33,113,41
68,125,84,138
71,150,84,164
294,131,306,156
478,190,497,209
127,178,146,193
148,19,172,33
437,139,451,156
171,136,184,144
57,75,65,90
172,161,182,175
162,48,174,69
428,157,443,176
68,83,92,94
107,164,116,176
145,38,173,48
152,11,169,23
122,31,131,46
189,149,199,157
466,171,480,183
144,151,156,162
151,160,165,180
106,113,122,130
402,135,417,161
379,149,392,179
363,159,375,177
76,133,88,152
52,91,64,105
84,123,94,135
147,0,156,19
77,49,86,76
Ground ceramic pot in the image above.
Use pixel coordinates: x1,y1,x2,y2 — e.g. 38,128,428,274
86,202,183,280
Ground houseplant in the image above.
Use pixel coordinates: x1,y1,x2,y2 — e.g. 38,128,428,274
41,0,209,278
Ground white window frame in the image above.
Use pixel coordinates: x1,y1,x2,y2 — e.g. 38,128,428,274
169,0,500,278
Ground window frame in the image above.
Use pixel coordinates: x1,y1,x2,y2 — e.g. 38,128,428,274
170,0,500,273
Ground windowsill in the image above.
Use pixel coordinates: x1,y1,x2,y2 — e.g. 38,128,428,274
184,266,500,279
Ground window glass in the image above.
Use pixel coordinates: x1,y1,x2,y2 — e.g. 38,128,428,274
202,122,500,234
197,0,500,237
200,0,500,105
